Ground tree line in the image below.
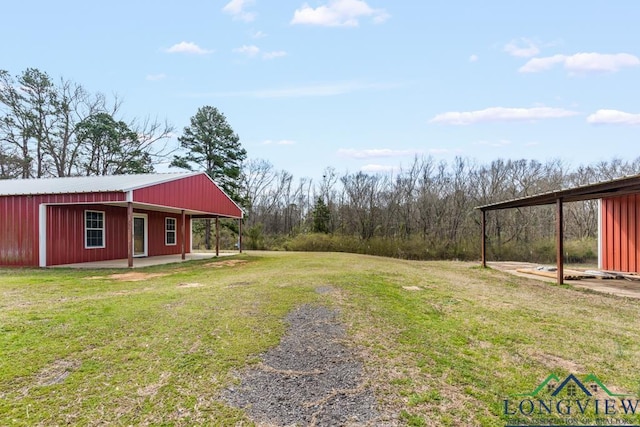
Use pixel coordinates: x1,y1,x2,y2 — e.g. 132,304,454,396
241,156,640,262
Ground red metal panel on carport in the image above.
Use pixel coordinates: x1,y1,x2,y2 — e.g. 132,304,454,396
0,192,125,267
601,195,640,273
133,173,242,218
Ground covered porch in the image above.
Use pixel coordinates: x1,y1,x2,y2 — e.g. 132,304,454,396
53,251,239,269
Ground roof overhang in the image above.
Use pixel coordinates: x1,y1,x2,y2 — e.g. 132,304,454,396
41,200,239,218
476,173,640,211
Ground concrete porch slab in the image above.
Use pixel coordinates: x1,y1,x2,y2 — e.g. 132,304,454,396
52,251,238,269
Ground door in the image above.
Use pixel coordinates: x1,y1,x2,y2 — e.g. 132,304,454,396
133,215,147,257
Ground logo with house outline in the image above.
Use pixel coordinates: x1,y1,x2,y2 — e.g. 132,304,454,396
514,373,632,398
504,373,640,427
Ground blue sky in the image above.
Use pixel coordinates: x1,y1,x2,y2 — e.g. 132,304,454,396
2,1,640,179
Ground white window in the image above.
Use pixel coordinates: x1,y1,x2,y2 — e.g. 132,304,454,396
85,210,105,248
165,217,177,245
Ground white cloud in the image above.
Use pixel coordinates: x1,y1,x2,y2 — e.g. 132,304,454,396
263,50,287,60
234,44,260,57
262,139,297,145
429,107,579,125
587,109,640,125
165,41,213,55
518,54,565,73
222,0,256,22
469,54,479,62
146,73,167,81
233,45,287,60
252,30,267,39
361,164,396,173
520,52,640,74
565,53,640,73
291,0,389,27
338,148,422,159
192,81,401,98
504,38,540,58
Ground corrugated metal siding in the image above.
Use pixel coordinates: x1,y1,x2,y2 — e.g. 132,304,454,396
146,211,191,257
601,195,640,273
0,196,35,266
0,192,125,267
133,174,242,218
47,205,128,266
46,207,191,265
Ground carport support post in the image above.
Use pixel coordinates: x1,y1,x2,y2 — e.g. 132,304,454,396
238,218,243,253
481,209,487,268
556,198,564,285
127,202,133,268
215,217,220,257
181,210,186,260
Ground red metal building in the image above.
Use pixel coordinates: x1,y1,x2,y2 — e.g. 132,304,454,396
0,172,243,267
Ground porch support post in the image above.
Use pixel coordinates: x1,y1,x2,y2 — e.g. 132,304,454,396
238,218,243,253
127,202,133,268
481,209,487,268
556,198,564,285
181,210,186,260
215,217,220,257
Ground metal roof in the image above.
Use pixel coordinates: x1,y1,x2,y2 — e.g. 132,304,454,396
0,172,200,196
476,173,640,211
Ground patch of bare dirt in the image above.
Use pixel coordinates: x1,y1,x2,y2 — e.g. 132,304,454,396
222,305,380,426
34,359,81,387
137,372,171,398
204,259,248,268
402,286,422,291
225,281,253,288
87,272,168,282
530,352,584,372
177,282,204,288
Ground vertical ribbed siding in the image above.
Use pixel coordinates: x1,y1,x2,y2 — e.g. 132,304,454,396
145,211,190,257
0,192,125,267
47,205,128,266
0,196,34,266
601,195,640,273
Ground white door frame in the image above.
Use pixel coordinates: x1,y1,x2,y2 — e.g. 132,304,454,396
133,213,148,257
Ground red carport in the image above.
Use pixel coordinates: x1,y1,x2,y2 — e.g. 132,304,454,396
0,172,243,267
476,173,640,284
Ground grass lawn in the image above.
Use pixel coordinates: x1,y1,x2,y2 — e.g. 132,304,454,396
1,252,639,426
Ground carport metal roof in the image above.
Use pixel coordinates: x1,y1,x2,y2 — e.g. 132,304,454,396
475,173,640,284
476,173,640,211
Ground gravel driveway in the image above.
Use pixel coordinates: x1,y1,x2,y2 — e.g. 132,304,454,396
222,304,381,426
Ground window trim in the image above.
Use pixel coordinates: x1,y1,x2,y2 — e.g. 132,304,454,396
84,210,106,249
165,217,177,246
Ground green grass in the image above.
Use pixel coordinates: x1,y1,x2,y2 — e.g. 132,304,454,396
1,252,639,426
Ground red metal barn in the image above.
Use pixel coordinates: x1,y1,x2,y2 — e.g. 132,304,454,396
0,172,243,267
